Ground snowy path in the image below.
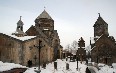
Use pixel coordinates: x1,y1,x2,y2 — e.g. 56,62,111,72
24,59,87,73
1,60,116,73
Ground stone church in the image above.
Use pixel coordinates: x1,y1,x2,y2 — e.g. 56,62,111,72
90,13,116,65
0,10,62,66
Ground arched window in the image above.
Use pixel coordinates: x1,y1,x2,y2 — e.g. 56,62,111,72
21,26,23,31
17,26,20,30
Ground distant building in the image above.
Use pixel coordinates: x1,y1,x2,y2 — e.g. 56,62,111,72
91,13,116,65
77,37,86,61
0,10,62,66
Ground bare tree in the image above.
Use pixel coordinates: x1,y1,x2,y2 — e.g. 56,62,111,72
65,44,71,52
71,40,78,50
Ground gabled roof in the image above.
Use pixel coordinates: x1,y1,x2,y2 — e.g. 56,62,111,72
95,34,116,44
26,25,50,44
95,34,104,42
25,25,40,36
36,10,53,20
91,34,116,51
26,25,36,32
93,14,108,27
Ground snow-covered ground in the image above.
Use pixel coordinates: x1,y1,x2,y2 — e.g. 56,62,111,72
1,59,116,73
0,61,27,72
24,59,116,73
98,63,116,73
24,59,87,73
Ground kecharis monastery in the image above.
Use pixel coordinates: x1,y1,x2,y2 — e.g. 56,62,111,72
0,9,116,66
0,10,63,66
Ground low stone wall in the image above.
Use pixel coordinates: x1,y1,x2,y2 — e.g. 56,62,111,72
0,68,27,73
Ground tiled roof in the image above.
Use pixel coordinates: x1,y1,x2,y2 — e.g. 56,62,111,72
36,10,53,20
93,15,107,27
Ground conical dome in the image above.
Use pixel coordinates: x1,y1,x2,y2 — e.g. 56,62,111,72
36,10,53,20
93,13,107,27
17,16,24,25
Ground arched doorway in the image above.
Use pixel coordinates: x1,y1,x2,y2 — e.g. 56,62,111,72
104,57,107,64
27,60,32,67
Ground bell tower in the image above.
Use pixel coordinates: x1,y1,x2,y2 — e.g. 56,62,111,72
93,13,109,37
17,16,24,32
12,16,25,37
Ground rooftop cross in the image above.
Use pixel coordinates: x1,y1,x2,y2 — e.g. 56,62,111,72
20,16,22,20
98,13,100,17
44,6,46,10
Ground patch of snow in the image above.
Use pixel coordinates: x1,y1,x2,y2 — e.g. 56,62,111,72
0,61,27,72
1,60,116,73
1,33,36,41
90,37,96,44
24,67,37,73
88,66,98,73
10,34,36,41
98,63,116,73
24,59,87,73
98,65,115,73
112,63,116,69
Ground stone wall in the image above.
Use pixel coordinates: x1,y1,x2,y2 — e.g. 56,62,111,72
22,37,54,66
0,33,54,66
91,35,116,65
0,33,23,64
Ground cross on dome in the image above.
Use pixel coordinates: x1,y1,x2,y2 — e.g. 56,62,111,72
98,13,100,17
20,16,22,20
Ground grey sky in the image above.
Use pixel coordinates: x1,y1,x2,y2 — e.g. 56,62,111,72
0,0,116,48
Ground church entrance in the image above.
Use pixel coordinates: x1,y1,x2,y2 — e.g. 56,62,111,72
103,57,107,64
105,58,107,64
27,60,32,67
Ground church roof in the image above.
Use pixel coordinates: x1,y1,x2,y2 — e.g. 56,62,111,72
93,13,108,27
91,34,116,51
36,10,53,20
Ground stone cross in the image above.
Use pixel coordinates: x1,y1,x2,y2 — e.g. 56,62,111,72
98,13,100,17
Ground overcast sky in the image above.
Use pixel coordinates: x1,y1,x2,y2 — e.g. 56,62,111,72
0,0,116,48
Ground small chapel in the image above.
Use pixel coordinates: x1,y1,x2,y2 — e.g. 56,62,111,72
90,13,116,65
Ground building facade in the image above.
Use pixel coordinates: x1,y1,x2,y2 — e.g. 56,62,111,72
91,13,116,65
0,10,61,66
